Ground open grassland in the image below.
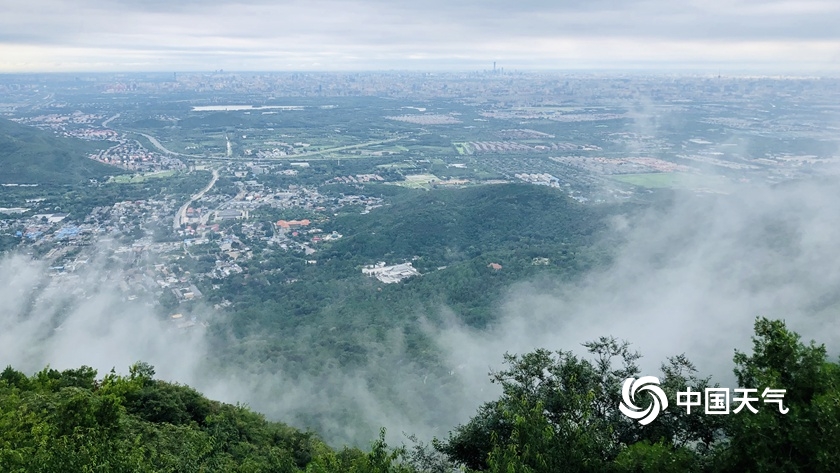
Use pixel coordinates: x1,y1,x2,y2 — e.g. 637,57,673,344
611,173,684,188
453,142,472,155
376,162,415,169
110,170,178,184
611,172,730,190
393,173,439,188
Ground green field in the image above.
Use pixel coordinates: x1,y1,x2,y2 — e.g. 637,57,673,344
376,162,416,169
611,172,729,190
394,173,439,188
611,173,684,188
110,170,177,184
453,142,472,155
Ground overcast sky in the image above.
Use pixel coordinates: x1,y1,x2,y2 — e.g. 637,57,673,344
1,0,839,73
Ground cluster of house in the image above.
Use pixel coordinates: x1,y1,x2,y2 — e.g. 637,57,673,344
515,173,562,188
325,174,385,184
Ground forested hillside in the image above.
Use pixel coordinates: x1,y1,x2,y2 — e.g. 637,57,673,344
0,363,415,473
324,183,614,269
209,184,624,366
2,318,837,472
0,118,120,185
200,184,629,439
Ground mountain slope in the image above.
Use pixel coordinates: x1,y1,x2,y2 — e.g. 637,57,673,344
325,183,613,269
0,118,120,185
203,185,626,443
0,362,416,472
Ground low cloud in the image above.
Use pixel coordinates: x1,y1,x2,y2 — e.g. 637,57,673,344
2,177,840,446
439,178,840,402
0,251,207,382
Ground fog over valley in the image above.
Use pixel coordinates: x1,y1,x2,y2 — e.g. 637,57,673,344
3,175,840,446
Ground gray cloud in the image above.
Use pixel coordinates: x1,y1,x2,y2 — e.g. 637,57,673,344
1,0,838,71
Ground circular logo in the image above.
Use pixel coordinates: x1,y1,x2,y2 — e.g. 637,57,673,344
619,376,668,425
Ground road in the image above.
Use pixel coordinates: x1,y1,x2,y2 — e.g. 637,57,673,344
102,113,120,128
189,135,410,162
292,135,406,158
173,168,220,231
131,131,407,162
136,132,203,158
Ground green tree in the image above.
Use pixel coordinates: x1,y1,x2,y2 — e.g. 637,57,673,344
716,317,840,472
437,338,730,472
614,440,697,473
437,338,641,471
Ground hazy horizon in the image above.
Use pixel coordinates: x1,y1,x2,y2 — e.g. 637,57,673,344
2,0,838,74
2,69,839,77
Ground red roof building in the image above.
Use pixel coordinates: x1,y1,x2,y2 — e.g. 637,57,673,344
276,219,311,229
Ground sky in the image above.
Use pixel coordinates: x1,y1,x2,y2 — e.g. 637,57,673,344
1,0,839,73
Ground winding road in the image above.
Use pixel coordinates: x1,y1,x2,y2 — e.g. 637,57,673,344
173,168,220,231
137,132,203,158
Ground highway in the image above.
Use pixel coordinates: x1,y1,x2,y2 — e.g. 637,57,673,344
130,130,408,162
173,168,220,231
136,132,203,158
185,135,409,162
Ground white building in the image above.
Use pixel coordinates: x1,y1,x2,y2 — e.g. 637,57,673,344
362,262,420,284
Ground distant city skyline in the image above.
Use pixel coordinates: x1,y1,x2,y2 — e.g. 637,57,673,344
2,0,839,73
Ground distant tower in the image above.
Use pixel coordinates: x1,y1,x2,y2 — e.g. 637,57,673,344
493,62,496,73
